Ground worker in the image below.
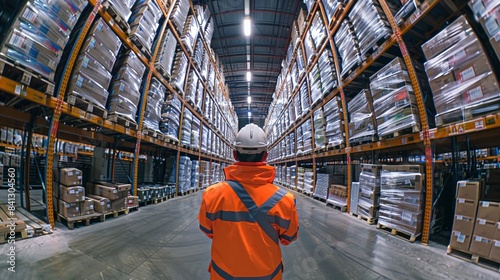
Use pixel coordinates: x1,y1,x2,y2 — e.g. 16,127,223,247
198,123,299,280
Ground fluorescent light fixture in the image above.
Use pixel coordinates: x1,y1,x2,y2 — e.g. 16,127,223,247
243,17,251,36
247,96,252,104
248,111,252,117
246,71,252,81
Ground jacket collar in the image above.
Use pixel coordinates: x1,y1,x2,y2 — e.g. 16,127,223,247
224,162,276,185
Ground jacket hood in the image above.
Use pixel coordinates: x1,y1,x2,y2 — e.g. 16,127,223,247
224,162,276,185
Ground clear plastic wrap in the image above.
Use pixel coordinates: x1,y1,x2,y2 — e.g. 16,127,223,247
318,48,338,95
181,15,199,54
66,72,109,109
88,18,122,57
109,79,141,107
421,16,474,60
80,35,118,72
335,19,362,77
323,0,344,24
117,50,147,79
106,0,132,22
327,184,348,205
348,89,376,142
73,53,112,89
304,30,316,65
107,95,138,122
112,64,143,92
155,28,178,77
33,0,81,30
313,109,326,149
304,171,314,194
302,120,313,153
350,182,360,215
310,64,323,104
170,0,190,34
310,11,327,49
300,82,310,115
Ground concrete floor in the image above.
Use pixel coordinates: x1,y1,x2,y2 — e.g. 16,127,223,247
0,188,498,280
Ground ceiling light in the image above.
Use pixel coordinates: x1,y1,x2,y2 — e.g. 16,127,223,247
246,71,252,81
247,96,252,104
248,111,252,117
243,17,251,36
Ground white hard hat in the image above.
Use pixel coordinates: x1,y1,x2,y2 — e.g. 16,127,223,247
234,123,268,154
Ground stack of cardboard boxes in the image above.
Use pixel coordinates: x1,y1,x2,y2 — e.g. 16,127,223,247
53,168,93,218
87,182,132,213
358,164,382,220
451,178,500,262
327,184,348,207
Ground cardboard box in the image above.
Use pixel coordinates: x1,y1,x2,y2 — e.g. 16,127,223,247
474,219,497,239
429,72,455,95
111,197,127,211
477,201,500,221
450,230,472,251
452,215,475,236
80,199,95,216
495,222,500,240
490,33,500,62
59,185,85,203
381,164,423,174
93,184,120,200
96,181,132,192
456,180,482,201
87,194,111,214
469,236,493,257
455,198,478,218
59,168,83,186
489,240,500,262
127,196,139,208
360,164,382,177
58,200,80,218
452,53,492,82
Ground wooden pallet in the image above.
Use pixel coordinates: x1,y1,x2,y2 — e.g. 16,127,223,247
14,207,52,237
99,208,129,221
56,213,102,230
107,113,138,130
349,135,378,146
326,200,347,212
66,94,108,119
436,99,500,127
101,1,131,34
128,205,139,212
312,196,327,203
447,245,500,272
376,223,420,243
153,196,168,205
0,205,28,243
349,212,377,225
379,124,420,140
0,54,55,95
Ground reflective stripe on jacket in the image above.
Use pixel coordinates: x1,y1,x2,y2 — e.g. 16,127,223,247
198,162,299,279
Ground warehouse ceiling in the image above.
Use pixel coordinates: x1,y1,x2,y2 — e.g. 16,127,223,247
193,0,305,129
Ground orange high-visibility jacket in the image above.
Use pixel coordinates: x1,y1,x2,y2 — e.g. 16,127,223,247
198,162,299,279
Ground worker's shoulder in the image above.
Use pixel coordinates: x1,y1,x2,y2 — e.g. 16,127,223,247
276,186,296,206
204,181,230,195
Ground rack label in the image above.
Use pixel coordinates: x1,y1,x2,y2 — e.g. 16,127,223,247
478,219,486,225
464,86,483,103
475,119,485,130
14,85,21,95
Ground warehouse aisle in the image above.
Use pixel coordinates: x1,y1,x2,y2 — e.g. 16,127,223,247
1,188,498,280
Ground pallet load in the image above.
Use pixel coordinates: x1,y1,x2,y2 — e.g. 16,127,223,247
350,182,361,215
422,15,500,126
0,0,86,84
297,167,305,192
334,17,362,77
468,1,500,62
327,184,348,212
143,78,166,132
180,109,193,147
128,0,162,57
348,89,377,145
323,96,345,148
377,165,424,242
357,164,382,223
304,171,314,195
87,182,131,214
160,92,181,141
67,18,121,111
369,57,421,139
313,109,327,150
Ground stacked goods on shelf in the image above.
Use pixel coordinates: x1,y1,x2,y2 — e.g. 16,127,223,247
313,173,333,200
349,0,392,58
303,0,315,13
296,125,304,155
191,116,200,149
294,94,302,121
302,119,313,153
309,11,328,55
378,165,424,239
318,48,338,96
304,30,316,65
127,195,139,208
181,109,193,147
304,171,314,195
201,125,209,153
309,64,323,105
300,81,310,115
53,168,86,218
108,50,146,122
160,92,181,141
170,47,188,94
87,194,111,214
327,184,348,208
350,182,360,215
422,15,500,126
358,164,382,221
390,0,418,25
297,167,305,192
67,18,121,109
136,185,151,204
128,0,162,57
88,182,131,212
191,160,199,191
178,156,192,194
170,0,190,34
0,162,3,185
323,96,345,148
289,132,296,157
469,1,500,61
106,0,134,24
0,0,86,83
334,18,362,77
369,57,421,138
181,15,199,54
143,78,166,131
185,69,198,104
313,109,326,150
450,180,483,251
155,28,177,78
290,165,297,188
469,200,500,259
348,89,377,144
484,169,500,261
